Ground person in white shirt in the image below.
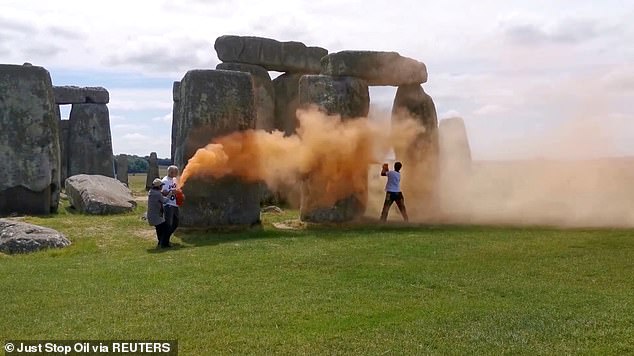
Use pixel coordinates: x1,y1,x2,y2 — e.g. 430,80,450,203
161,165,180,245
380,161,409,222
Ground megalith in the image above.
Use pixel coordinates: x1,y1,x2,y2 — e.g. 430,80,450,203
53,86,109,104
67,103,114,178
321,51,427,86
391,84,439,218
59,118,69,185
115,154,129,185
273,73,304,136
0,64,60,215
171,81,180,164
214,35,327,73
145,152,159,190
216,63,275,131
174,69,260,228
298,75,370,222
438,117,472,216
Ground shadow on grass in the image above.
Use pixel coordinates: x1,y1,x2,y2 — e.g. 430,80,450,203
171,228,304,248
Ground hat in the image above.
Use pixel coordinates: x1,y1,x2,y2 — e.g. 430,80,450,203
152,178,164,188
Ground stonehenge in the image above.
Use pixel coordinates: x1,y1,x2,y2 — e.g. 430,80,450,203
67,103,114,178
188,35,438,222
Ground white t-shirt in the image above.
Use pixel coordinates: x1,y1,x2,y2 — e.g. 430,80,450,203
385,170,401,193
161,176,178,207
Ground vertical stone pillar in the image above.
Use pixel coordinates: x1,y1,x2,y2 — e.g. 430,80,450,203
59,117,69,186
171,81,180,164
298,74,370,222
273,73,304,136
145,152,159,190
115,154,129,185
0,64,60,215
216,63,275,131
174,69,260,228
68,103,114,178
391,84,439,218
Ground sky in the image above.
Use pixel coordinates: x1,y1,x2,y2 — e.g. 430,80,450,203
1,0,633,159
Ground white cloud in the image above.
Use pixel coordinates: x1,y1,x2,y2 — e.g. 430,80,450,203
151,113,172,124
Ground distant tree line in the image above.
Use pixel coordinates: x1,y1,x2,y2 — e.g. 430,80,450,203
123,155,171,173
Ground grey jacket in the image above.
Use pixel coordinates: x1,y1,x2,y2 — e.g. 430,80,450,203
147,188,166,226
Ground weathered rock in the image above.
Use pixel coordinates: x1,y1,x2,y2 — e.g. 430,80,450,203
214,35,327,73
392,84,439,218
145,152,160,190
216,63,275,131
0,219,70,254
273,73,303,136
115,154,129,185
59,119,69,186
171,81,181,163
175,69,260,228
298,75,370,222
0,64,60,215
65,174,136,214
321,51,427,86
439,117,471,174
53,86,109,104
299,75,369,118
261,205,283,213
68,103,114,178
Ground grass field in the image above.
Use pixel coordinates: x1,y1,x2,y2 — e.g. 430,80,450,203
1,175,633,354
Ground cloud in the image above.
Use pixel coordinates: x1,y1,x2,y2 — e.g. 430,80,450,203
600,65,634,93
472,104,507,117
151,112,172,124
107,88,172,111
0,15,37,34
502,16,618,46
104,36,216,75
47,25,85,40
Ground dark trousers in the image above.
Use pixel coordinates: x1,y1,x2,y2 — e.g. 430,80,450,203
380,192,409,222
164,205,179,237
154,221,170,247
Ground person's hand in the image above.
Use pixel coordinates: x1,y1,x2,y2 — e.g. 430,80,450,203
382,163,389,170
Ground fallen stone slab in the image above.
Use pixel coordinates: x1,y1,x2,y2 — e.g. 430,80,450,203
215,35,327,73
321,51,427,86
65,174,136,214
0,219,70,254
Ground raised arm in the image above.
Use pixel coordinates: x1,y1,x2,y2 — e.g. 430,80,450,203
381,163,389,176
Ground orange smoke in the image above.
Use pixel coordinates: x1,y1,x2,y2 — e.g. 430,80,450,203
179,107,425,208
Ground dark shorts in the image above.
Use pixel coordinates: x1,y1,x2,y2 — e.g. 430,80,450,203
385,192,404,202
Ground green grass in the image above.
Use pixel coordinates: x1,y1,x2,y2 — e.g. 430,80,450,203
1,199,633,355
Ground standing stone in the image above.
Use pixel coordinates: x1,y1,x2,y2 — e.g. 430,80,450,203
0,64,60,215
68,103,114,178
298,75,370,222
438,117,472,216
115,154,129,185
214,35,327,73
216,63,275,131
175,69,260,228
59,119,69,187
273,73,303,136
171,81,181,164
145,152,159,190
321,51,427,86
439,117,471,174
391,84,439,218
